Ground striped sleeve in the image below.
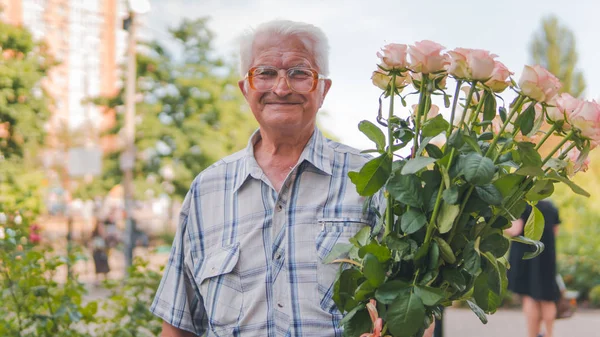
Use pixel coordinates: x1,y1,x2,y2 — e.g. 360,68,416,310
150,185,207,335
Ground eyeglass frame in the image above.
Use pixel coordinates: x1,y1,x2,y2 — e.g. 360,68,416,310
244,66,327,93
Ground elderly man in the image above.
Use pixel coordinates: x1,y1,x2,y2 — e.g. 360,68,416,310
151,20,433,337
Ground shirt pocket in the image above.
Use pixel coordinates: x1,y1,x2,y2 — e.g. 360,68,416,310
315,218,372,314
194,242,243,335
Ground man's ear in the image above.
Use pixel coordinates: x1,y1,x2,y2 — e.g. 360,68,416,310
238,79,247,96
319,79,332,107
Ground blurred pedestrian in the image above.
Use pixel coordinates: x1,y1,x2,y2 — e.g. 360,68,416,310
90,221,110,285
505,199,561,337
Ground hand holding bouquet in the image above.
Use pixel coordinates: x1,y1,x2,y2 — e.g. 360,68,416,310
327,41,599,337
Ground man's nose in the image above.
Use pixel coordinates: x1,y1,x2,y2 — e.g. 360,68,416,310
272,74,292,96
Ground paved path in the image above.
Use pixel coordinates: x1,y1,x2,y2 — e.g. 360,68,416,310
443,307,599,337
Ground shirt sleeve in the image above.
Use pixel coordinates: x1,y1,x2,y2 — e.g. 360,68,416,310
150,183,207,335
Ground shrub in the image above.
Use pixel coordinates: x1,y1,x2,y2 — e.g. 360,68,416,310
589,285,600,308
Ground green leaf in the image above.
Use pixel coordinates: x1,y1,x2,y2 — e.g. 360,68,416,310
510,235,545,259
415,285,445,306
480,234,510,258
462,134,482,154
358,243,392,263
515,142,542,167
475,184,502,206
359,120,386,151
334,268,363,312
473,271,501,313
514,166,545,177
546,172,590,197
516,103,535,135
384,235,411,255
462,241,481,275
525,179,555,202
354,280,376,302
428,241,440,271
338,303,365,328
478,132,494,141
524,205,545,241
493,174,522,199
401,209,427,234
482,252,502,295
363,253,386,287
498,106,507,122
387,173,423,208
386,289,426,337
448,130,464,149
425,144,444,159
435,237,456,264
436,202,460,234
375,280,411,304
463,153,495,186
349,227,372,247
482,92,497,124
442,186,460,204
442,268,466,291
342,308,372,337
401,157,437,175
323,243,353,264
348,153,392,196
466,300,488,324
422,114,450,138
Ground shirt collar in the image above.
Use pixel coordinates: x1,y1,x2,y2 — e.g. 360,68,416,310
233,127,333,193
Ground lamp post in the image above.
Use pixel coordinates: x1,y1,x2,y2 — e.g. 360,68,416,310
160,164,175,233
121,0,150,272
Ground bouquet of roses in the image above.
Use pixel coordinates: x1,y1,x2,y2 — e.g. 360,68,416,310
325,41,600,337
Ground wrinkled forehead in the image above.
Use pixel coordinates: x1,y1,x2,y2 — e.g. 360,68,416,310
250,34,317,69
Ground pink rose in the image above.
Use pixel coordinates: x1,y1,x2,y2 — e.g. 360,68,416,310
447,48,497,81
371,70,408,91
412,103,440,119
411,72,447,89
29,233,41,244
570,99,600,141
377,43,409,70
566,148,590,176
518,65,562,103
408,40,449,74
484,61,513,92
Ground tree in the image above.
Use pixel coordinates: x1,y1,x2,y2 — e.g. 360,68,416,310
84,18,258,200
529,15,586,97
0,19,53,213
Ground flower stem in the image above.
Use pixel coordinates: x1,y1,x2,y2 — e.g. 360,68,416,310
534,124,559,151
385,74,397,237
468,90,487,126
412,75,428,158
459,81,477,131
487,95,526,159
541,130,575,165
558,142,577,160
424,80,464,250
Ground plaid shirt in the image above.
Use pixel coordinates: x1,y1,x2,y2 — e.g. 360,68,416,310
150,128,380,337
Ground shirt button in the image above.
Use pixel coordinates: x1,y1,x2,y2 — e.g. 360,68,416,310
277,303,284,308
275,252,281,260
276,204,283,212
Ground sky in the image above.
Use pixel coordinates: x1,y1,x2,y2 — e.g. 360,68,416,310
145,0,599,150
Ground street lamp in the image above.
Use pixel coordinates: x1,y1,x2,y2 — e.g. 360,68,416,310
160,164,175,232
122,0,151,272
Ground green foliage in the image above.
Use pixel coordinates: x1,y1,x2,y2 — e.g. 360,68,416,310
0,20,52,160
331,67,592,336
82,17,258,200
94,258,163,337
529,15,586,97
0,209,95,337
589,285,600,308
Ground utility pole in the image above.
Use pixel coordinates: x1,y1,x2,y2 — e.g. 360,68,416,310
122,10,137,272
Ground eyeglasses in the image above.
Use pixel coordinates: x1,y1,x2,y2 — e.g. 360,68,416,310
246,66,326,93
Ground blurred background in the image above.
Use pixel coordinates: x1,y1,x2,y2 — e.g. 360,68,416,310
0,0,598,336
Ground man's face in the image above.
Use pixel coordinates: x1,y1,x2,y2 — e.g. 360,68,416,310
238,35,332,134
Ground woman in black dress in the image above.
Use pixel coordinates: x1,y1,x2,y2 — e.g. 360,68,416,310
506,199,560,337
91,221,110,285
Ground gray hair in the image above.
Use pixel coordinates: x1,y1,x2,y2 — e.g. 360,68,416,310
238,20,330,77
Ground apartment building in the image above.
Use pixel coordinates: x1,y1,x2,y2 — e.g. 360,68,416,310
0,0,127,151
